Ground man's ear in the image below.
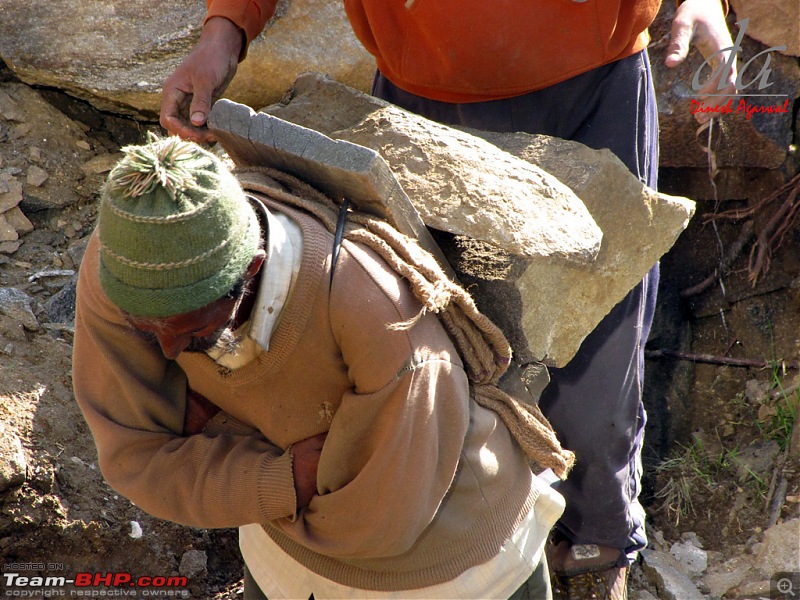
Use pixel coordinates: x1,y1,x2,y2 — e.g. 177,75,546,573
244,249,267,279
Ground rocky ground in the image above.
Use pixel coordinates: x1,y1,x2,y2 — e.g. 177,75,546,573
0,57,798,600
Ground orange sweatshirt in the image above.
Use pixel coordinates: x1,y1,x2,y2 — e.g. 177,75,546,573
206,0,661,103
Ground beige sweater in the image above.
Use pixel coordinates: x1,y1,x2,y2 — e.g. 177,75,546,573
73,197,538,591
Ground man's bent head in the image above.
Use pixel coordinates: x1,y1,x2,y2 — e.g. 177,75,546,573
97,134,260,319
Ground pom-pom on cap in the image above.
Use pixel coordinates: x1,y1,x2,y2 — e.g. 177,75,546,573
98,134,260,317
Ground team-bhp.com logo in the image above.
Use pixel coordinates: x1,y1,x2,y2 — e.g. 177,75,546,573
3,570,189,597
690,17,790,120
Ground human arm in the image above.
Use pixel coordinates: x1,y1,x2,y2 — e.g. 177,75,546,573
160,0,277,142
665,0,737,123
184,386,324,509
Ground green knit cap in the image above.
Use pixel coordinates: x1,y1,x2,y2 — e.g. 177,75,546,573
98,134,260,318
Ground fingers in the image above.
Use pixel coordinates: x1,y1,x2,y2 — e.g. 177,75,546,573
665,15,694,68
160,81,217,143
291,433,327,509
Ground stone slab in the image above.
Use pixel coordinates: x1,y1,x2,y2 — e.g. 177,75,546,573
208,99,454,277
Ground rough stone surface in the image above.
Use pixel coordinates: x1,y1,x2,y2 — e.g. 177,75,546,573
700,555,753,599
261,77,602,263
0,84,88,212
669,540,708,577
261,73,693,366
0,287,38,331
0,0,373,118
337,106,601,262
467,131,694,366
753,518,800,577
641,549,704,600
178,549,208,579
0,421,26,492
730,0,800,56
3,207,33,236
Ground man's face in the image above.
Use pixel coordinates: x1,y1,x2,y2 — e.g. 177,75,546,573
124,295,240,360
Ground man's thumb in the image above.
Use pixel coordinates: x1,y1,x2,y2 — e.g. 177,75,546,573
189,97,211,127
665,22,693,68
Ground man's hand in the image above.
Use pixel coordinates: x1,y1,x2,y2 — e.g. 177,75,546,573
291,432,327,510
665,0,737,123
184,389,221,435
160,17,244,142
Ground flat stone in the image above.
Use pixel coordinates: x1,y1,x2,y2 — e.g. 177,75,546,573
754,518,800,577
0,214,18,243
641,550,704,600
700,555,753,599
468,131,694,365
0,89,25,122
26,165,48,187
336,106,601,263
81,153,123,176
208,99,454,277
3,206,33,236
0,241,20,254
670,539,708,577
178,549,207,578
0,287,38,331
0,176,23,213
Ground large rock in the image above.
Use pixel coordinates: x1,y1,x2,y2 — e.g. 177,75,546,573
465,131,694,365
261,74,693,366
649,3,800,169
0,0,373,118
730,0,800,56
336,106,601,263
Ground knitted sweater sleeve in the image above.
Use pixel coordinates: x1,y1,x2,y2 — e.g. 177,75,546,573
72,233,296,528
273,241,472,558
205,0,277,49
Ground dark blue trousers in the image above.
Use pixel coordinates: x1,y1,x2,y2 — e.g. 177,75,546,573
373,50,660,561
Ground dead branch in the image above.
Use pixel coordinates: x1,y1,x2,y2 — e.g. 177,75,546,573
680,221,754,298
695,174,800,289
645,348,800,370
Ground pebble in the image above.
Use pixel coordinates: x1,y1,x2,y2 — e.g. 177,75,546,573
129,521,143,539
670,539,708,577
179,550,208,578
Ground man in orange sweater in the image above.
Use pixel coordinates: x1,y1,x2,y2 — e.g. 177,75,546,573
160,3,736,598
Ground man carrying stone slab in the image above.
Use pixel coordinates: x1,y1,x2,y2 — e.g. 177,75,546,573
73,135,575,600
160,3,736,598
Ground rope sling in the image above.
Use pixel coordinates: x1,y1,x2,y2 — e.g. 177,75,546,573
237,166,575,480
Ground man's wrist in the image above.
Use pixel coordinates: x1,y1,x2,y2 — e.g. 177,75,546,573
202,16,246,61
676,0,730,15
